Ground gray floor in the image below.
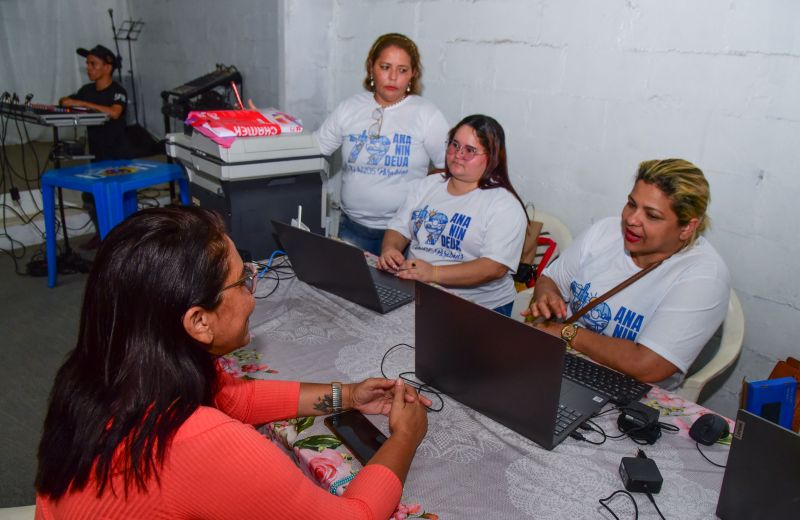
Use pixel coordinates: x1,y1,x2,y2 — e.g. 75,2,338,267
0,237,92,507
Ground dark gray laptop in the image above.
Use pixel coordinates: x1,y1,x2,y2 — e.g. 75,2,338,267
272,220,414,314
414,282,609,450
716,409,800,519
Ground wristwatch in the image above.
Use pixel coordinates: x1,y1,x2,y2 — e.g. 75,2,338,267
331,381,343,413
560,323,579,348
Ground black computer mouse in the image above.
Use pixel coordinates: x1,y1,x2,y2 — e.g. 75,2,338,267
689,414,730,446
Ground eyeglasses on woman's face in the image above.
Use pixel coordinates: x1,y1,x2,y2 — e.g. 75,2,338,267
447,139,487,161
221,262,258,295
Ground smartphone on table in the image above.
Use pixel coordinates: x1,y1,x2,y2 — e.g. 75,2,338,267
324,409,387,465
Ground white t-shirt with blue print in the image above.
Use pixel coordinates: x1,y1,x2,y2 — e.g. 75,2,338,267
387,174,527,310
314,92,449,229
542,216,731,389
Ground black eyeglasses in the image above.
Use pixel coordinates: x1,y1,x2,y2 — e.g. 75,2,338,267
447,139,486,161
368,107,383,138
221,262,258,294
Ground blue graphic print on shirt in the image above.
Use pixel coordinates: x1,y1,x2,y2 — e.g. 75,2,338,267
570,281,612,333
569,280,645,341
611,306,645,341
346,131,412,176
411,206,473,261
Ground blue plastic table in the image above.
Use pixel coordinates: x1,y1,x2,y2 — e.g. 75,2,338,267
41,160,190,287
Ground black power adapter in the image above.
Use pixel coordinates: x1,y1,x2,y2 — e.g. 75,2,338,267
617,401,662,444
619,449,663,494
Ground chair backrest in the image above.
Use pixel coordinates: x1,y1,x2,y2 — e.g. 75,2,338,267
511,210,573,322
0,505,36,520
677,289,744,403
534,210,573,255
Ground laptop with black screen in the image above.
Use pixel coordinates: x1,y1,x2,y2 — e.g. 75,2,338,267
272,220,414,314
414,282,608,450
716,409,800,519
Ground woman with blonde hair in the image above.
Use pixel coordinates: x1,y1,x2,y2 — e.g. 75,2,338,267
524,159,731,389
315,33,449,255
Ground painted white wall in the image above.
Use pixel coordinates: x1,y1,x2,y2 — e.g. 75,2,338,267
0,0,131,143
282,0,800,416
3,0,797,417
130,0,281,135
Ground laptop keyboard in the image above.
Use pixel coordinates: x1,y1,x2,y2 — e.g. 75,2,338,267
375,283,412,308
554,404,583,437
562,353,652,405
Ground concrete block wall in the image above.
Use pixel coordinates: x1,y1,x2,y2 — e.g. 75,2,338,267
132,0,281,135
283,0,800,417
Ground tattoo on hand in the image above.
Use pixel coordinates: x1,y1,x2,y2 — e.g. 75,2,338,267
314,393,334,413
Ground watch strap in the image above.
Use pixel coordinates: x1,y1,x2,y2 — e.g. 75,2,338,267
331,381,343,413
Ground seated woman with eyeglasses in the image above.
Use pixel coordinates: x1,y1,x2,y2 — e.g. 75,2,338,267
34,207,430,519
523,159,731,388
377,114,528,316
314,33,449,255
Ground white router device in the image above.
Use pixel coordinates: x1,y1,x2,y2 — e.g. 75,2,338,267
290,205,310,231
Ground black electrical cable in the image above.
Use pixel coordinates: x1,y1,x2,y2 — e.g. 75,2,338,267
253,255,295,300
379,343,444,412
695,442,726,468
598,489,639,520
646,492,666,520
580,418,608,445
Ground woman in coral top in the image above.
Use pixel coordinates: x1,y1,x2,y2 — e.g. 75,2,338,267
34,207,429,519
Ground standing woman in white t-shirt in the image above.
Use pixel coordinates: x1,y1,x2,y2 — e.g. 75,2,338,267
377,115,528,316
314,33,449,255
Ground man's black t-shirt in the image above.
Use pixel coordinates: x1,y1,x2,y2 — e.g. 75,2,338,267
73,81,130,160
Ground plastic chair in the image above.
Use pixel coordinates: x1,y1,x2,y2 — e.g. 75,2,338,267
41,160,191,287
677,289,744,403
511,210,573,322
0,505,35,520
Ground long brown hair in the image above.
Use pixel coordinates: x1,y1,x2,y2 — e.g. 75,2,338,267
36,207,230,498
444,114,527,213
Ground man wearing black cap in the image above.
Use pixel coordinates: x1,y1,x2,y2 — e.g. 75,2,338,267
59,44,130,161
60,44,131,248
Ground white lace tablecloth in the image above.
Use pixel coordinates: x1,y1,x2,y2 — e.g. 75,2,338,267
236,276,730,519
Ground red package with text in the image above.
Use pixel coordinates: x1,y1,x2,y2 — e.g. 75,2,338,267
186,108,303,148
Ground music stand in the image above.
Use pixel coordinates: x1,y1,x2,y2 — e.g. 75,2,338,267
113,19,145,125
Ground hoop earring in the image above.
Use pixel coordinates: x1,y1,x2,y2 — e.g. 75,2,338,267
369,77,374,89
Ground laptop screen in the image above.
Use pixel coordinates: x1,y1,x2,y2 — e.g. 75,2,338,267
414,282,567,447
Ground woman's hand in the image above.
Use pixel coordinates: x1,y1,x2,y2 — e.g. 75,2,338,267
394,258,435,283
348,378,432,416
532,319,564,338
365,379,429,483
387,379,428,448
376,248,406,272
247,98,258,110
520,277,567,320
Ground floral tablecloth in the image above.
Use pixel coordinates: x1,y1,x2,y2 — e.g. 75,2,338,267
227,274,731,519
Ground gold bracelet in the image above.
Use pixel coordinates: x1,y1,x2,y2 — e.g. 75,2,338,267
433,265,439,284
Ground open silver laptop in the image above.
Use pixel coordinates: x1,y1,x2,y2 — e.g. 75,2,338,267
414,282,608,450
272,220,414,314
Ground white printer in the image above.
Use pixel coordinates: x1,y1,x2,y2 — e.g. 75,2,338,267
166,130,330,259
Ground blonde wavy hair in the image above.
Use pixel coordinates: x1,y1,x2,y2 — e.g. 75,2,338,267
636,159,710,245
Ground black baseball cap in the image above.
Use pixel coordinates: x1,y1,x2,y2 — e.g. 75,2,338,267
76,45,119,69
